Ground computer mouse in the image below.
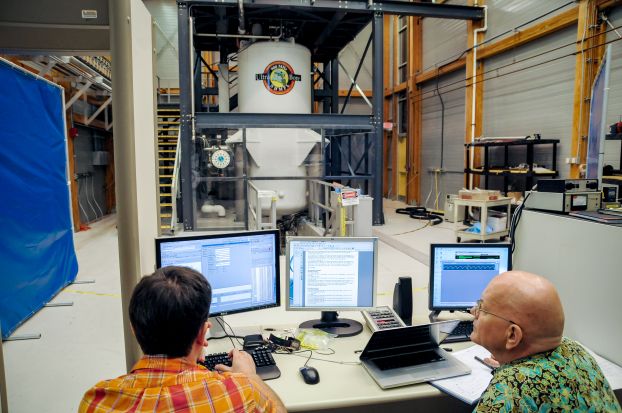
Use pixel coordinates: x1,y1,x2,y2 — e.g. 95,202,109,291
299,366,320,384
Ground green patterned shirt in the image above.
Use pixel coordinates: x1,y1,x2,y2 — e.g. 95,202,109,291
474,338,621,413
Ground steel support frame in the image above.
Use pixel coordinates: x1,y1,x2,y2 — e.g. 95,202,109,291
179,3,194,230
179,1,481,229
372,12,384,224
183,0,485,21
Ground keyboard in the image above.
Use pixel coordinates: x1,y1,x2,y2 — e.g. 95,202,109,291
200,347,281,380
362,306,407,332
372,349,445,371
443,320,473,343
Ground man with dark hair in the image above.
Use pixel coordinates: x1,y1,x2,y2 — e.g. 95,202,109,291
79,266,286,413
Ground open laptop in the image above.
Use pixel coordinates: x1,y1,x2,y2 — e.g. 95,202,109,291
359,320,471,389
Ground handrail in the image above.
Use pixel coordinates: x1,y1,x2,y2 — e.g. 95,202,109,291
247,181,277,230
169,129,182,232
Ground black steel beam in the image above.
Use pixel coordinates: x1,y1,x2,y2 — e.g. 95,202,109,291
372,12,384,225
313,11,346,54
178,3,195,230
195,113,373,129
184,0,484,20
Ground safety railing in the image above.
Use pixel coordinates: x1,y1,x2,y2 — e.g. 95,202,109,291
247,182,277,230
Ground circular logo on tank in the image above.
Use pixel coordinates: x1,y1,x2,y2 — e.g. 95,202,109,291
255,61,301,95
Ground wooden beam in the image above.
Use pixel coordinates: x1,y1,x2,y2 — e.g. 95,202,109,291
464,0,485,189
59,81,81,232
338,89,372,97
570,0,604,177
408,16,423,204
415,5,579,85
391,15,399,199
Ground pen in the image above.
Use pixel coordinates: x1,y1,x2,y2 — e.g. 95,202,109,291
474,355,494,370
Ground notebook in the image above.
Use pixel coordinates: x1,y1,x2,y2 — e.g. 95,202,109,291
359,320,471,389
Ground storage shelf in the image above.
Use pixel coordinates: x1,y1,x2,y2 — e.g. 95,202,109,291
465,138,560,194
466,138,559,147
467,168,557,176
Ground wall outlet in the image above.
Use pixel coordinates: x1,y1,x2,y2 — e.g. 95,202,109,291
565,157,578,164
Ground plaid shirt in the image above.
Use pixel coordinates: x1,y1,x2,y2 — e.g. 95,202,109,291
79,355,278,413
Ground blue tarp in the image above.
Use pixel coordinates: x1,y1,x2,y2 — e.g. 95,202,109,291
0,60,78,339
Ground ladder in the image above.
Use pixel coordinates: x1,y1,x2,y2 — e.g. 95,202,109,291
157,105,180,234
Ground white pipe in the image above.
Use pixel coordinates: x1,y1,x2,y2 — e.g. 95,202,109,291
218,63,230,113
469,4,488,189
201,204,226,217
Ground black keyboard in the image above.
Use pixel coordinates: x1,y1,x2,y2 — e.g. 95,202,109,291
372,349,445,371
200,347,281,380
443,320,473,343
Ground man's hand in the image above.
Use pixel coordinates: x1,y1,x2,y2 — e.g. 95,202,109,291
214,349,257,376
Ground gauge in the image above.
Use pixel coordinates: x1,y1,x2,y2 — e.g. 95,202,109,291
211,149,231,169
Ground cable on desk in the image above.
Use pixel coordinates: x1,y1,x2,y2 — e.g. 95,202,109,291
208,334,244,341
214,317,244,348
276,348,361,366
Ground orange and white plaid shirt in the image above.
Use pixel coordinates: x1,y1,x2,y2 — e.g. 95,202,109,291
79,355,278,413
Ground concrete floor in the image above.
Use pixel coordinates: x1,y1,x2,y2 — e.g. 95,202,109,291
3,200,457,413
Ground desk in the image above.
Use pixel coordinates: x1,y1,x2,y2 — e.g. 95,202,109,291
209,309,474,413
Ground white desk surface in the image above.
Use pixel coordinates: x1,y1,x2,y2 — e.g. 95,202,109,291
208,307,474,412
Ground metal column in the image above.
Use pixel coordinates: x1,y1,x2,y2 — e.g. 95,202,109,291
328,59,342,177
178,3,194,230
0,326,7,412
372,12,385,225
109,0,144,371
331,58,339,114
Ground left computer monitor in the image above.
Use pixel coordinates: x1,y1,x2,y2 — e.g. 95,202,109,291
286,236,377,337
155,230,280,317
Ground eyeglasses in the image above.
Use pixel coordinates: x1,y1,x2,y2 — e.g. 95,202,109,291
471,299,520,327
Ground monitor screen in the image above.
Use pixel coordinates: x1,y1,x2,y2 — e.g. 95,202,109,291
286,237,377,311
155,230,280,317
429,243,512,311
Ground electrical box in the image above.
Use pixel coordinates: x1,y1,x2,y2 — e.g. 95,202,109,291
444,194,465,223
92,151,109,166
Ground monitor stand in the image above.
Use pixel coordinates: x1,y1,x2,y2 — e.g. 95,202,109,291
428,310,442,323
299,311,363,337
207,316,227,338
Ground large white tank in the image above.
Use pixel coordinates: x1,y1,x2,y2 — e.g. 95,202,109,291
229,41,321,217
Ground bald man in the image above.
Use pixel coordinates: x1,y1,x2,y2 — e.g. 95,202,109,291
470,271,621,412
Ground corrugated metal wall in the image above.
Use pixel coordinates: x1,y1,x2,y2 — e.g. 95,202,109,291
419,0,583,202
483,26,576,183
422,0,467,72
420,0,467,208
421,70,466,209
605,8,622,169
484,0,575,43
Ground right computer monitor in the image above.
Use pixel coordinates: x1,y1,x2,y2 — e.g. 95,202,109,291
429,243,512,315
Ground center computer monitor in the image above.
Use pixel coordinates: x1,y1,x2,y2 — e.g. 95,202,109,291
286,236,377,337
155,230,280,318
429,243,512,319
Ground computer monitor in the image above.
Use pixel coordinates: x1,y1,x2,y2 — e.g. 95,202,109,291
155,230,280,318
286,236,377,337
429,243,512,318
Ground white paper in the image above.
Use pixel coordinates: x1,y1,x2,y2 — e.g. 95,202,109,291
430,344,493,404
584,347,622,390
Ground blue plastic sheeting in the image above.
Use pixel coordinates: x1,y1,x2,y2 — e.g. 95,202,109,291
0,60,78,339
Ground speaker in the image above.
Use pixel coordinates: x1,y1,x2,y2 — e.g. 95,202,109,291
393,277,413,325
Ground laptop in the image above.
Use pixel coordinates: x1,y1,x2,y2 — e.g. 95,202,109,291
359,320,471,389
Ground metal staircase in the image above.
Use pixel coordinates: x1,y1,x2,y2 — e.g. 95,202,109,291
157,105,180,234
